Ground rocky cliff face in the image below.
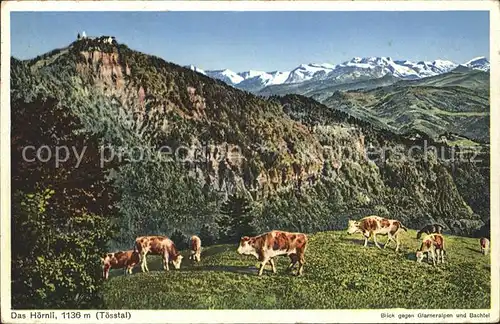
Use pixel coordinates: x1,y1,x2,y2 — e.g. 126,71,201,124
69,39,329,199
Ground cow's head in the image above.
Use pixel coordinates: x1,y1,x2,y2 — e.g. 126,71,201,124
101,253,113,265
237,236,252,255
416,251,425,263
172,254,183,269
347,220,360,235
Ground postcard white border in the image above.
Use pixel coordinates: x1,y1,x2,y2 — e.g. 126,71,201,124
1,1,499,323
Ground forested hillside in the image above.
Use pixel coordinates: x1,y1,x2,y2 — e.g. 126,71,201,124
10,38,490,308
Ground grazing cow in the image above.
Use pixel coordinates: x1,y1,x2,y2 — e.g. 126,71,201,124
346,215,408,252
416,223,445,239
416,233,446,266
134,236,183,272
189,235,202,263
101,250,140,280
480,237,490,255
237,230,308,276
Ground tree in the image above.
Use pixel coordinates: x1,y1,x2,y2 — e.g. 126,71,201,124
11,93,118,308
11,190,113,308
217,194,256,243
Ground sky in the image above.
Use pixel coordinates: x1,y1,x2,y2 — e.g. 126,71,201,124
11,11,489,72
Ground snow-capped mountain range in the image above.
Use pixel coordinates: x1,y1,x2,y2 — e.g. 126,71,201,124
186,56,489,92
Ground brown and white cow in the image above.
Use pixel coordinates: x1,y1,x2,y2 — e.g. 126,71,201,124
134,236,183,272
237,230,308,276
346,215,408,252
189,235,202,263
416,233,446,266
480,237,490,255
101,250,140,280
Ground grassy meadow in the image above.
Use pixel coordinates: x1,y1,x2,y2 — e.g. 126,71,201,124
102,230,490,309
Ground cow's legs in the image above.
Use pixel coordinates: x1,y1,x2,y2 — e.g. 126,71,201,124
288,254,298,271
439,250,445,264
395,235,401,252
430,249,436,266
140,252,145,272
258,258,269,276
363,232,370,247
269,258,277,274
141,252,150,272
373,233,382,249
384,234,394,249
297,250,306,276
163,252,170,271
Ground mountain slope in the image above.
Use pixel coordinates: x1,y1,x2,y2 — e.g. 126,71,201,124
394,69,489,90
321,80,489,142
261,68,490,143
258,73,401,101
11,37,489,244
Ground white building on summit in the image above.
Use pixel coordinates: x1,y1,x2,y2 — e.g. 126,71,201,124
77,31,87,40
76,32,116,45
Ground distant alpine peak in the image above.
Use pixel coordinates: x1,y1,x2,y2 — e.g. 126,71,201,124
185,55,489,90
464,56,488,65
204,68,244,85
462,56,490,72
